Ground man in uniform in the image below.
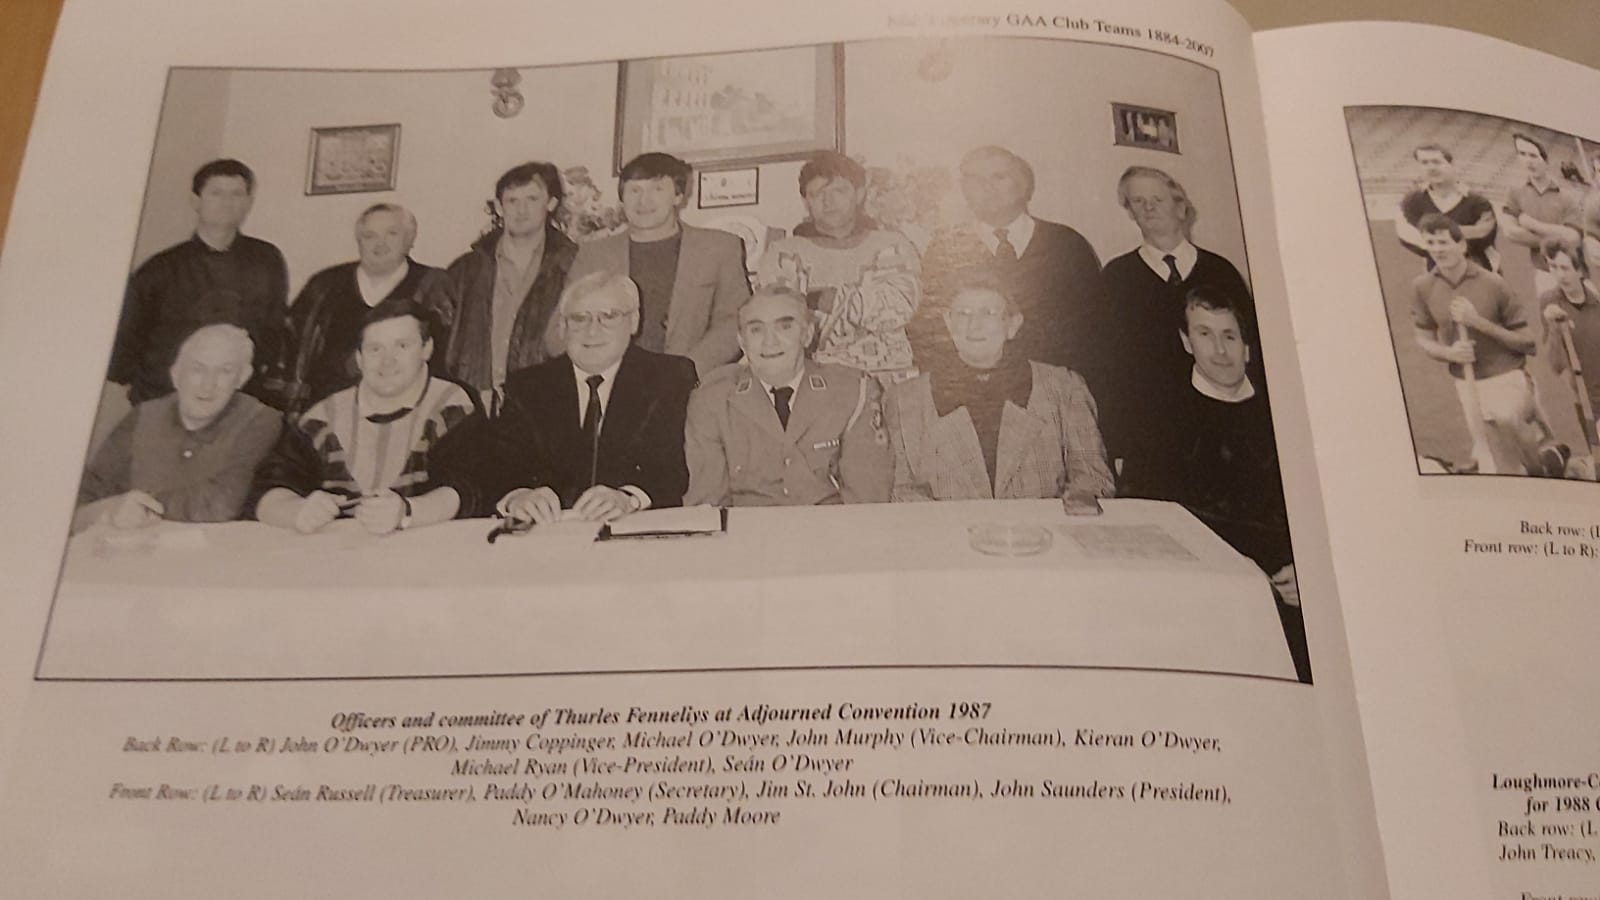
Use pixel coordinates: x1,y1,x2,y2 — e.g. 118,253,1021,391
685,286,892,506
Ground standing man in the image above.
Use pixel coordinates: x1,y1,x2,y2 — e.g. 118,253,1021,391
109,158,289,408
1099,165,1257,468
685,286,892,507
1539,239,1600,452
283,203,453,413
555,153,749,377
1411,213,1553,475
756,151,921,383
455,272,697,523
1499,132,1579,300
1397,143,1500,272
443,161,578,412
915,145,1103,374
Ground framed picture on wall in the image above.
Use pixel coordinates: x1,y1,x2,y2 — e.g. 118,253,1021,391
615,44,843,172
305,123,401,195
1112,103,1179,154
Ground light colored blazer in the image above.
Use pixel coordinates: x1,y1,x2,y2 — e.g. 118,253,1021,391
884,362,1114,501
558,223,751,376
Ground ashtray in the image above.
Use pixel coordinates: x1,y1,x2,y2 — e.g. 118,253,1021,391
967,521,1053,557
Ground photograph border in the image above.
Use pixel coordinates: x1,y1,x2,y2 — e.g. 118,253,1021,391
1340,102,1600,483
37,36,1290,686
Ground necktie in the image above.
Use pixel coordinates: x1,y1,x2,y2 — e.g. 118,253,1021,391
582,373,604,486
994,227,1018,263
1163,253,1182,285
772,386,794,430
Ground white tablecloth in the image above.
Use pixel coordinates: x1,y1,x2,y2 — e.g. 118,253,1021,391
40,498,1296,680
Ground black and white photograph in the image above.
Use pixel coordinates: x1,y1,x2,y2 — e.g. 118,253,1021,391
41,35,1308,684
1344,105,1600,481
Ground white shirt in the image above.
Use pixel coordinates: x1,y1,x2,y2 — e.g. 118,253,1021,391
356,260,410,307
1138,240,1198,280
1191,365,1256,403
572,358,624,427
571,357,649,510
757,369,806,416
975,212,1036,257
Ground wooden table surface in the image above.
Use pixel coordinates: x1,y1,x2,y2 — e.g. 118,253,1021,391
1,0,1596,254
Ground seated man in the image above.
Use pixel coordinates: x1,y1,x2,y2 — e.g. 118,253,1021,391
685,286,892,506
756,151,921,383
1117,284,1305,680
282,202,453,414
251,297,477,535
451,271,697,523
74,323,282,533
883,269,1114,506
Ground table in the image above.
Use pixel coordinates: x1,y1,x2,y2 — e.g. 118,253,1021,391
39,499,1296,680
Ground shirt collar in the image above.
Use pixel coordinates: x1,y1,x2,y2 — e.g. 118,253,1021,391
356,259,410,307
1191,366,1255,403
974,212,1035,256
1527,174,1559,194
167,393,240,443
1137,240,1198,279
757,367,806,401
573,357,624,387
1429,260,1482,286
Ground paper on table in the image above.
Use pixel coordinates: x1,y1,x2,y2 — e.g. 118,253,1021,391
603,504,724,537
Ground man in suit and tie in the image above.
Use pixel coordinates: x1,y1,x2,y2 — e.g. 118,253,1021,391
453,271,697,523
685,286,892,507
554,152,751,378
913,145,1104,376
1098,165,1257,468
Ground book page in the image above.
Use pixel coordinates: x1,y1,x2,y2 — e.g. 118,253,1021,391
1257,22,1600,900
0,1,1380,896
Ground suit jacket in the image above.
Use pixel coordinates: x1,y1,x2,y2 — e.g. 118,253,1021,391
684,359,892,507
447,344,696,516
558,224,751,376
884,362,1114,501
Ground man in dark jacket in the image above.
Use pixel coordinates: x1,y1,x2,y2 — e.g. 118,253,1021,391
442,161,578,412
282,202,452,414
445,271,696,523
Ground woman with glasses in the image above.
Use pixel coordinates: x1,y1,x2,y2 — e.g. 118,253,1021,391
882,267,1114,505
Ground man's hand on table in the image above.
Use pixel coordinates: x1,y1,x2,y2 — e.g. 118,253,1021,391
571,485,638,522
109,490,163,529
294,490,343,534
499,486,562,525
354,490,406,535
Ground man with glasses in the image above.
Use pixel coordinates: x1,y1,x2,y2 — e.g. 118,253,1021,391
450,271,696,523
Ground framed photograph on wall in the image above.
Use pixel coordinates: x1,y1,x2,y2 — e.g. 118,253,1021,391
697,167,760,208
1112,103,1179,153
305,123,401,195
615,44,843,172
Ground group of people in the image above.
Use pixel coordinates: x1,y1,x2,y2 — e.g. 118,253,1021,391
80,146,1300,649
1398,134,1600,477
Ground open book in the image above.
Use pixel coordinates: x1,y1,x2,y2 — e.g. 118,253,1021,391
0,2,1592,898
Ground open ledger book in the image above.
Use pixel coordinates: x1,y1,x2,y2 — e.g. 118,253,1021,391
0,1,1594,897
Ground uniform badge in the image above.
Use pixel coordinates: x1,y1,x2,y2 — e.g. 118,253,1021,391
808,374,827,391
